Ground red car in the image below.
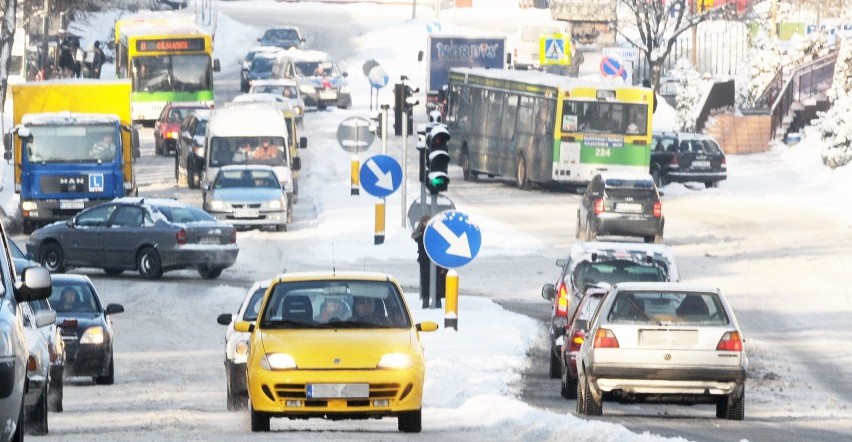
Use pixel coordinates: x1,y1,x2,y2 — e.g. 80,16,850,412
559,286,607,399
154,102,211,156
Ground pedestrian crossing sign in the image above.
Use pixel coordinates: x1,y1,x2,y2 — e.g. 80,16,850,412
540,34,571,66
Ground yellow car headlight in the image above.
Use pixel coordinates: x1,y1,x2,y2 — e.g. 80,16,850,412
235,340,248,356
377,353,413,369
260,353,297,371
80,326,105,345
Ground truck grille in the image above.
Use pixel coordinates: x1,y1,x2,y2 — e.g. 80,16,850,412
40,176,89,193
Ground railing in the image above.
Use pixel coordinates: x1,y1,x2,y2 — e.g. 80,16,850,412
769,50,838,139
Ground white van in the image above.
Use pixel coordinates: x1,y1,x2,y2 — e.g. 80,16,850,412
511,21,571,71
203,107,301,209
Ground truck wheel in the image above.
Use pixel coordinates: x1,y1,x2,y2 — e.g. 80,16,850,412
41,243,66,273
137,247,163,279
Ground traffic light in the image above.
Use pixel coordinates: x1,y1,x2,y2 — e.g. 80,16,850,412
369,110,382,136
425,125,450,194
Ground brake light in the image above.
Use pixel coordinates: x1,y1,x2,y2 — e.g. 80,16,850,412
27,355,37,372
555,281,570,317
167,131,179,139
176,228,187,245
228,229,237,244
653,201,662,218
593,198,604,215
716,331,743,352
569,329,586,353
593,328,619,348
721,156,727,168
669,154,679,165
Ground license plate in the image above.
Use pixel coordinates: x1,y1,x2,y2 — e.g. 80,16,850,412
233,209,259,218
306,383,369,399
319,90,337,100
59,199,86,210
615,202,642,213
198,236,220,245
691,160,711,169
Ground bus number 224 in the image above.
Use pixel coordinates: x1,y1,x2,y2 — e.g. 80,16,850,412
595,148,611,157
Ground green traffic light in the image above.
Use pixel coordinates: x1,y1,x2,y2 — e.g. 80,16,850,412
430,177,449,186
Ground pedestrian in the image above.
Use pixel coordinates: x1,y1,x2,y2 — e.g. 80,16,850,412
91,41,106,79
71,40,84,78
412,215,447,308
58,42,75,78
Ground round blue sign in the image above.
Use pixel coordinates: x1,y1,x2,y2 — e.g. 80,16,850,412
368,65,389,89
359,154,402,198
423,210,481,269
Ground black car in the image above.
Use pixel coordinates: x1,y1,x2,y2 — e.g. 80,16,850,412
0,222,52,442
49,274,123,384
26,197,240,280
577,173,664,244
540,241,680,380
650,131,727,188
176,108,211,189
258,27,305,50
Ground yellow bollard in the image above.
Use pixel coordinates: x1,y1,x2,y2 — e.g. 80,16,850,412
350,156,360,195
374,199,385,245
444,269,458,331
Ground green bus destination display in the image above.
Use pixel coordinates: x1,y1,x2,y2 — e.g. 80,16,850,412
136,38,206,52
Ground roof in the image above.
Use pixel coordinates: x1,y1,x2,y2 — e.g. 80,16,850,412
450,67,650,93
207,107,289,137
566,241,679,280
598,171,654,183
272,271,396,284
610,281,720,294
275,48,332,62
248,45,284,54
113,196,185,207
22,112,121,126
249,78,297,87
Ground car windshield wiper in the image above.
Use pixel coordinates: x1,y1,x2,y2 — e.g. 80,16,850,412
263,319,313,329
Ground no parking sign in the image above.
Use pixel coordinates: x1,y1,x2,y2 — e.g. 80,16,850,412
599,54,627,81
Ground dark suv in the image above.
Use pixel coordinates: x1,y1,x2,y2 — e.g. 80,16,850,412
577,173,664,244
176,109,211,189
650,131,727,188
0,221,52,441
540,241,679,380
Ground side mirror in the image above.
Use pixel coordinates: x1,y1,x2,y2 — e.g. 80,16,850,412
3,151,10,161
541,283,556,301
416,321,439,332
34,309,57,328
299,136,307,149
417,50,424,62
3,132,12,154
128,125,141,158
257,38,262,42
217,313,232,325
15,267,51,302
342,71,348,78
291,157,301,171
105,303,125,315
213,59,221,72
234,321,254,333
66,218,75,228
506,53,512,65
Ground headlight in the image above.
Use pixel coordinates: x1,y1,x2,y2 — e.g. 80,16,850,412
266,199,282,210
377,353,413,369
295,106,303,115
80,326,105,345
235,340,248,356
209,200,226,211
299,85,315,94
260,353,297,371
339,85,351,94
21,201,38,211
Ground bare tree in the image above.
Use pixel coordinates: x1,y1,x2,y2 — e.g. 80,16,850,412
615,0,740,94
0,0,16,112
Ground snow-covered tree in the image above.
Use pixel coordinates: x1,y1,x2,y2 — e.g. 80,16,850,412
671,58,707,131
736,22,782,108
0,0,16,111
615,0,739,95
817,37,852,168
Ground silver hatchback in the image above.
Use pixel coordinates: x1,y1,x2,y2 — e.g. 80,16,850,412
576,282,747,420
203,165,290,231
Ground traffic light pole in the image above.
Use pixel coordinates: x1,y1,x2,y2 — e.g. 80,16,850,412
401,109,408,228
429,191,439,309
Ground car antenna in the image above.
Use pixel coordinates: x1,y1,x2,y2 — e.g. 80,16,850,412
331,242,336,276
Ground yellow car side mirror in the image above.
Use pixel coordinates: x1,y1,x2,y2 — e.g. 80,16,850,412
234,321,255,333
416,321,439,332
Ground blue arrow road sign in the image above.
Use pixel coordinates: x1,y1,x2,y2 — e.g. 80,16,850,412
424,210,481,269
360,154,402,198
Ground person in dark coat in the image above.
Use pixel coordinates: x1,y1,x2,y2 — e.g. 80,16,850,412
412,215,446,308
91,41,106,79
58,42,75,78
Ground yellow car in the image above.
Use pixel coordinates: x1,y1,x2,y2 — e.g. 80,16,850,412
235,271,439,433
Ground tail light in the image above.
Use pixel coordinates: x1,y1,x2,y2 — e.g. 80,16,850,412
593,198,604,215
569,329,586,353
716,331,743,352
669,154,679,165
27,355,38,372
228,229,237,244
653,201,662,218
176,228,187,245
167,131,179,139
555,281,570,317
721,156,727,168
593,328,619,348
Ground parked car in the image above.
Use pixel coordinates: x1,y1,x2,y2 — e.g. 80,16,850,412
203,165,291,231
49,274,124,385
241,46,283,92
154,102,211,156
577,172,665,244
20,301,55,435
558,286,606,399
236,271,439,433
271,49,351,110
258,26,305,50
26,197,240,280
249,78,305,123
216,279,270,410
176,108,212,189
511,21,569,71
650,131,727,188
245,52,278,93
576,282,747,420
0,222,52,442
541,241,680,380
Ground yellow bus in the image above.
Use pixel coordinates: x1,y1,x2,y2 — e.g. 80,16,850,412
445,67,653,189
114,14,219,123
